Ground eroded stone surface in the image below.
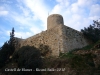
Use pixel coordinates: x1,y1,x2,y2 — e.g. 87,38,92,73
16,14,90,57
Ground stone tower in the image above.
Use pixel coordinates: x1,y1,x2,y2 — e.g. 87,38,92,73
17,14,90,57
47,14,64,30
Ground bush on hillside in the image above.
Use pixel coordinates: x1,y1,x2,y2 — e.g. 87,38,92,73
12,45,42,75
0,42,11,68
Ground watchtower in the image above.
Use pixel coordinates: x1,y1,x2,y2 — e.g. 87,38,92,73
47,14,64,30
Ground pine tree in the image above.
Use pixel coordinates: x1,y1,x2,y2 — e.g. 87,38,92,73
81,20,100,43
93,20,100,29
8,27,15,55
0,27,16,68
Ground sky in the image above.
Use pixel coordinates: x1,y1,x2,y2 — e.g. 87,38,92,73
0,0,100,46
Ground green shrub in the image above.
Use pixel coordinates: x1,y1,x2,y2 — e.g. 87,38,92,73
81,20,100,43
60,52,76,58
13,45,42,75
0,42,11,68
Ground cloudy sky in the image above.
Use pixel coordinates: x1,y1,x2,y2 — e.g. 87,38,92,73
0,0,100,46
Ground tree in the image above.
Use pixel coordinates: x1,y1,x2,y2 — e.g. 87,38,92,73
81,20,100,43
13,46,42,75
0,28,16,68
93,20,100,29
8,27,15,55
0,42,10,67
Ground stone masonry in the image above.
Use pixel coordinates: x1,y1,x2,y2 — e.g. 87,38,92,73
16,14,89,57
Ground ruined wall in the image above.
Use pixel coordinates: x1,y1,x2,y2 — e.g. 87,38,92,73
18,24,89,56
19,24,64,57
16,14,90,57
62,25,89,52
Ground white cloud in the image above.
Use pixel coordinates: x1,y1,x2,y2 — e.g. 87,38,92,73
77,0,96,7
16,5,31,17
6,30,10,36
0,11,8,16
56,0,69,6
30,26,42,34
15,32,32,39
89,4,100,17
10,13,32,26
72,14,82,21
0,0,50,39
0,6,9,16
51,0,69,14
0,0,100,46
22,0,49,28
6,30,32,39
1,0,100,39
71,3,79,14
50,0,100,31
9,11,45,37
5,0,50,36
51,4,62,14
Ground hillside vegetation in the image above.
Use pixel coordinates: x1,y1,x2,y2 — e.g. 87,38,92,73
0,40,100,75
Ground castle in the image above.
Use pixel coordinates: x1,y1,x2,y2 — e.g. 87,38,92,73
15,14,89,57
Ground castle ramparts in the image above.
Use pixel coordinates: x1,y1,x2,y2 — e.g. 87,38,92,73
16,14,89,57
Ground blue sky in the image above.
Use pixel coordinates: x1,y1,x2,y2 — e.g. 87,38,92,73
0,0,100,46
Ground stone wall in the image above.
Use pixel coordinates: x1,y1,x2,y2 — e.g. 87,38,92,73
18,24,89,57
62,25,89,52
19,24,64,57
16,14,90,57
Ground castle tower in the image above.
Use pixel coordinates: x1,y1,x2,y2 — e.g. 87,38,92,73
47,14,64,30
18,14,89,57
